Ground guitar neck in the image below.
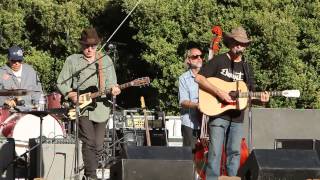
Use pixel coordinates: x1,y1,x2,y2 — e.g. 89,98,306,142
239,91,282,98
90,82,133,99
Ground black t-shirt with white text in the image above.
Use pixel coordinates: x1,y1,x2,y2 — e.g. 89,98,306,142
199,53,254,123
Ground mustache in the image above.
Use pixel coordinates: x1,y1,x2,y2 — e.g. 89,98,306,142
234,49,244,55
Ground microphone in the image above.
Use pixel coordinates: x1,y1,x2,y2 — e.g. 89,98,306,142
107,41,127,51
108,41,127,46
108,43,116,50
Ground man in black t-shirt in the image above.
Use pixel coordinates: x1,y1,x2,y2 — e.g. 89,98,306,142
195,26,269,179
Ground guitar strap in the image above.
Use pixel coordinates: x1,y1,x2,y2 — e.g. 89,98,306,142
97,52,105,91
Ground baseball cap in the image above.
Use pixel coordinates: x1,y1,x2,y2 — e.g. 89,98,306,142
8,45,24,61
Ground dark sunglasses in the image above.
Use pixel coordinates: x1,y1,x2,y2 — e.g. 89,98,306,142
189,54,204,60
10,60,22,63
84,44,98,49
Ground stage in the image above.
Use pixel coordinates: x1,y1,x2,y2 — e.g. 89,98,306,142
1,108,320,180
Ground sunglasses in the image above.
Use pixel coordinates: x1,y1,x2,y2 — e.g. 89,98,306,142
83,44,98,49
10,60,22,63
189,54,204,60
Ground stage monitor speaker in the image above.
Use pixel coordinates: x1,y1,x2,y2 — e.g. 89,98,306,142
110,146,194,180
29,138,83,180
274,139,316,150
0,138,14,180
238,149,320,180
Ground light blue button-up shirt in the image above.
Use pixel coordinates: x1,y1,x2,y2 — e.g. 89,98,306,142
178,69,201,129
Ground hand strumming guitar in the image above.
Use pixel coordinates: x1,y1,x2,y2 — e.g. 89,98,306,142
67,91,78,104
217,90,235,104
67,84,121,104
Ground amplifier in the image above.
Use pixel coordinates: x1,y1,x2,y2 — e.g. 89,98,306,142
29,138,83,180
126,119,164,129
119,129,167,146
0,138,14,180
274,139,316,150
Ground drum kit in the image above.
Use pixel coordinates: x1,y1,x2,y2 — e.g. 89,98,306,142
0,89,67,174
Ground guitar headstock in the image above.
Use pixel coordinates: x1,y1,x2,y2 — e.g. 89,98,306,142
282,90,300,98
130,77,150,87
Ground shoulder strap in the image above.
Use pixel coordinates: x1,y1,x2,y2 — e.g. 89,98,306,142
97,52,105,90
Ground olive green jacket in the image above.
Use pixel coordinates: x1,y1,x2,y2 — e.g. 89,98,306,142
57,53,117,122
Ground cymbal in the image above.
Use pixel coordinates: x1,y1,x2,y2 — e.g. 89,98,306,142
0,89,30,96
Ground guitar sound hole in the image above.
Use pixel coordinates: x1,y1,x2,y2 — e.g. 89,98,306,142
229,91,238,100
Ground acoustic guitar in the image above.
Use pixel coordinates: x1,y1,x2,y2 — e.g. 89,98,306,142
199,77,300,116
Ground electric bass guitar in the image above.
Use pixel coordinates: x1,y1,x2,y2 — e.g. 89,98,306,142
199,77,300,116
68,77,150,120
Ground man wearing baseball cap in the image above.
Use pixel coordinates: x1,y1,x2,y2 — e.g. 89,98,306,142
0,45,43,110
195,26,269,179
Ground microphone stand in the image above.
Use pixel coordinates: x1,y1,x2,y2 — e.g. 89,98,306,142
248,91,253,152
74,73,81,180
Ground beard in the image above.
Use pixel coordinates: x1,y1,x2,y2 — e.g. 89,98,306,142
189,62,202,69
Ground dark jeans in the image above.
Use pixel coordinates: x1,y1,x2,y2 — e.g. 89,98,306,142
181,125,200,151
79,116,106,179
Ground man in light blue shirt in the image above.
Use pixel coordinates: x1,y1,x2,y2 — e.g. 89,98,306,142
178,47,204,149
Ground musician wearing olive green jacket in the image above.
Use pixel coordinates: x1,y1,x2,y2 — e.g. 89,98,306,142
57,28,120,180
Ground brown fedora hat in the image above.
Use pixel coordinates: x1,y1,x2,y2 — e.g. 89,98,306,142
223,26,251,44
79,28,101,45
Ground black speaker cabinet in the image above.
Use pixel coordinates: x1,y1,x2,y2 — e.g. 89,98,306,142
110,146,194,180
274,139,316,150
29,138,83,180
0,138,14,180
119,129,167,146
238,149,320,180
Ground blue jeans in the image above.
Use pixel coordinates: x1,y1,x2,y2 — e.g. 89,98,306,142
206,118,243,180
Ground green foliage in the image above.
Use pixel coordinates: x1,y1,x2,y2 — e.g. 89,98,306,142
24,48,63,93
122,0,320,113
0,0,109,92
0,0,319,114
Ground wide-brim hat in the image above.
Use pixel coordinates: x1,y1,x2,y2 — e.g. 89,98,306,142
79,28,101,45
8,45,24,61
223,26,251,46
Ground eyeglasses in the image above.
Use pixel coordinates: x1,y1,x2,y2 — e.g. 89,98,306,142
189,54,204,60
10,60,22,64
84,44,98,49
234,41,250,47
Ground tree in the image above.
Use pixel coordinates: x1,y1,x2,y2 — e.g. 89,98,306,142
0,0,319,114
121,0,320,113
